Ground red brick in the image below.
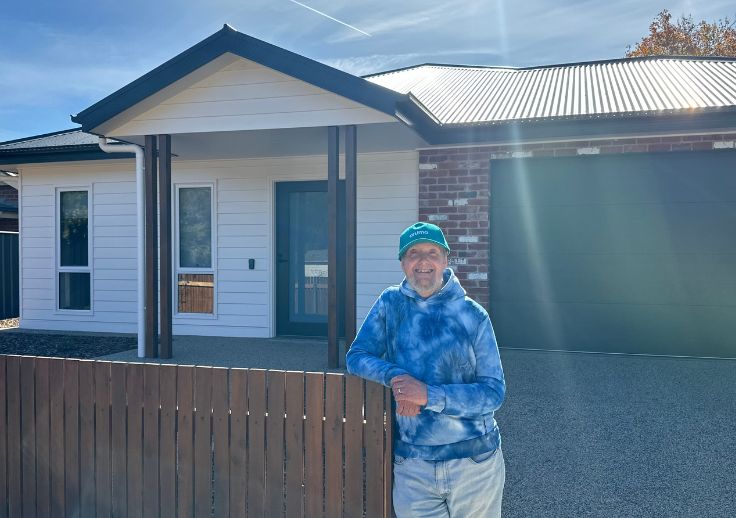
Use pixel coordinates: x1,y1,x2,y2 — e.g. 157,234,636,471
648,143,672,152
671,143,694,151
532,150,555,158
420,199,448,207
428,155,449,164
622,144,648,153
435,177,459,184
692,141,715,151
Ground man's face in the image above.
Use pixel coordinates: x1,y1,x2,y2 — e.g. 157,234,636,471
400,242,448,298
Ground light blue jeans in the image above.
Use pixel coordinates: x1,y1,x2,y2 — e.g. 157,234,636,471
393,448,505,518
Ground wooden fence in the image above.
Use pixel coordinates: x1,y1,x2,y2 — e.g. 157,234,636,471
0,355,393,517
0,232,19,320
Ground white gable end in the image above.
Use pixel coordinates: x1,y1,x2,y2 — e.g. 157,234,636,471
105,54,396,136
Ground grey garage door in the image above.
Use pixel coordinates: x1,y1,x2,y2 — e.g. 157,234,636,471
489,151,736,357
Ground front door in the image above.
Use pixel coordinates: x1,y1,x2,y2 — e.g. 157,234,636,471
275,181,345,337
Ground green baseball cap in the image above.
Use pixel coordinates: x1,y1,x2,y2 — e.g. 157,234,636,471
398,222,450,260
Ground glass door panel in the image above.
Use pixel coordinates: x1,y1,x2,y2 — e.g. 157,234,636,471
276,181,344,336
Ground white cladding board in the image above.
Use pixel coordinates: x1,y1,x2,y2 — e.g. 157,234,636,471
18,151,417,337
106,54,396,136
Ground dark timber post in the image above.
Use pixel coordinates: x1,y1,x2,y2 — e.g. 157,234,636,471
158,134,173,358
144,135,159,358
345,125,357,347
327,126,339,368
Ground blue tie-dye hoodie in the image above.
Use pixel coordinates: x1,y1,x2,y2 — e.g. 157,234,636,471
346,268,505,460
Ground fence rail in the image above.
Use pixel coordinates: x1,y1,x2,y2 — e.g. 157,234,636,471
0,355,393,517
0,232,19,320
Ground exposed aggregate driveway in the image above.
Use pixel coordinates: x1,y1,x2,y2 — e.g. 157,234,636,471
497,349,736,518
0,329,134,358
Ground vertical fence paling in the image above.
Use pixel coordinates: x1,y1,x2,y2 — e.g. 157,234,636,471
0,355,393,517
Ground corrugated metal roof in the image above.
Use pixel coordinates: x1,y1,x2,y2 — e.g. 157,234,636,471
365,57,736,125
0,129,101,151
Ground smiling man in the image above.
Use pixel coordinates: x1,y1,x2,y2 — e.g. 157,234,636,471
346,222,506,517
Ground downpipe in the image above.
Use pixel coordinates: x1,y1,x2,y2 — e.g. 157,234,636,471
98,137,145,357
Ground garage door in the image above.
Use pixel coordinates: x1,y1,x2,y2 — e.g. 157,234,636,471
489,151,736,357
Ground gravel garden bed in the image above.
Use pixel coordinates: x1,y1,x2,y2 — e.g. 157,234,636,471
0,324,135,359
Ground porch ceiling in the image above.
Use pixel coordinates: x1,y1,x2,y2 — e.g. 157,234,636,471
117,122,425,159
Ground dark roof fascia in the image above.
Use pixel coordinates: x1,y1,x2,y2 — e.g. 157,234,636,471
395,97,443,143
72,25,410,132
0,147,133,166
430,110,736,146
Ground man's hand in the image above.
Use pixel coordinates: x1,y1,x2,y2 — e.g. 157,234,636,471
396,400,421,417
390,374,428,406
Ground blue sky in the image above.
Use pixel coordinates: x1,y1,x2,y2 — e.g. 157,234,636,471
1,0,733,141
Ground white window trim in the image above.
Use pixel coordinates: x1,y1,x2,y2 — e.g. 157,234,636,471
55,186,93,314
174,182,217,318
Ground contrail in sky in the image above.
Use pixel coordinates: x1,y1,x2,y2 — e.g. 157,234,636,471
288,0,372,36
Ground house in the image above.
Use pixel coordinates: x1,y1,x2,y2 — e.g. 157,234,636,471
0,25,734,362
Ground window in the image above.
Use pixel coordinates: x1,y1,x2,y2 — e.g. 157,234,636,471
57,189,91,311
176,185,214,314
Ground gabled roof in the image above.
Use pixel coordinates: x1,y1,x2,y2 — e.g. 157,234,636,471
365,56,736,125
0,128,101,150
72,25,421,134
0,129,131,165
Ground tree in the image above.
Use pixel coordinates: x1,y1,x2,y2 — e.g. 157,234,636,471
626,10,736,57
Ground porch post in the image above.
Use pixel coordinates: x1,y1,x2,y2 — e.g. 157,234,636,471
344,125,357,347
327,126,339,368
144,135,159,358
158,134,173,358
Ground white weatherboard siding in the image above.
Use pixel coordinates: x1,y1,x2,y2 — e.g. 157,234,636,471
19,151,417,337
105,54,395,137
20,162,137,333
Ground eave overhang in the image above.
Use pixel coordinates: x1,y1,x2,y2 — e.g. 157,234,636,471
425,108,736,146
0,145,133,167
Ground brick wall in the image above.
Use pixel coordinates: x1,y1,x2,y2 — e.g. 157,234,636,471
418,134,735,309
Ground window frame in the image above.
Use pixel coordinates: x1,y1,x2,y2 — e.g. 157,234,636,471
174,182,217,318
55,186,93,314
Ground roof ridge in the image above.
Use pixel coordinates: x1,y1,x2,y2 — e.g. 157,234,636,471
366,55,736,78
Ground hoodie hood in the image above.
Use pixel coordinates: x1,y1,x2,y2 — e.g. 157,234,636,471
399,268,466,304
